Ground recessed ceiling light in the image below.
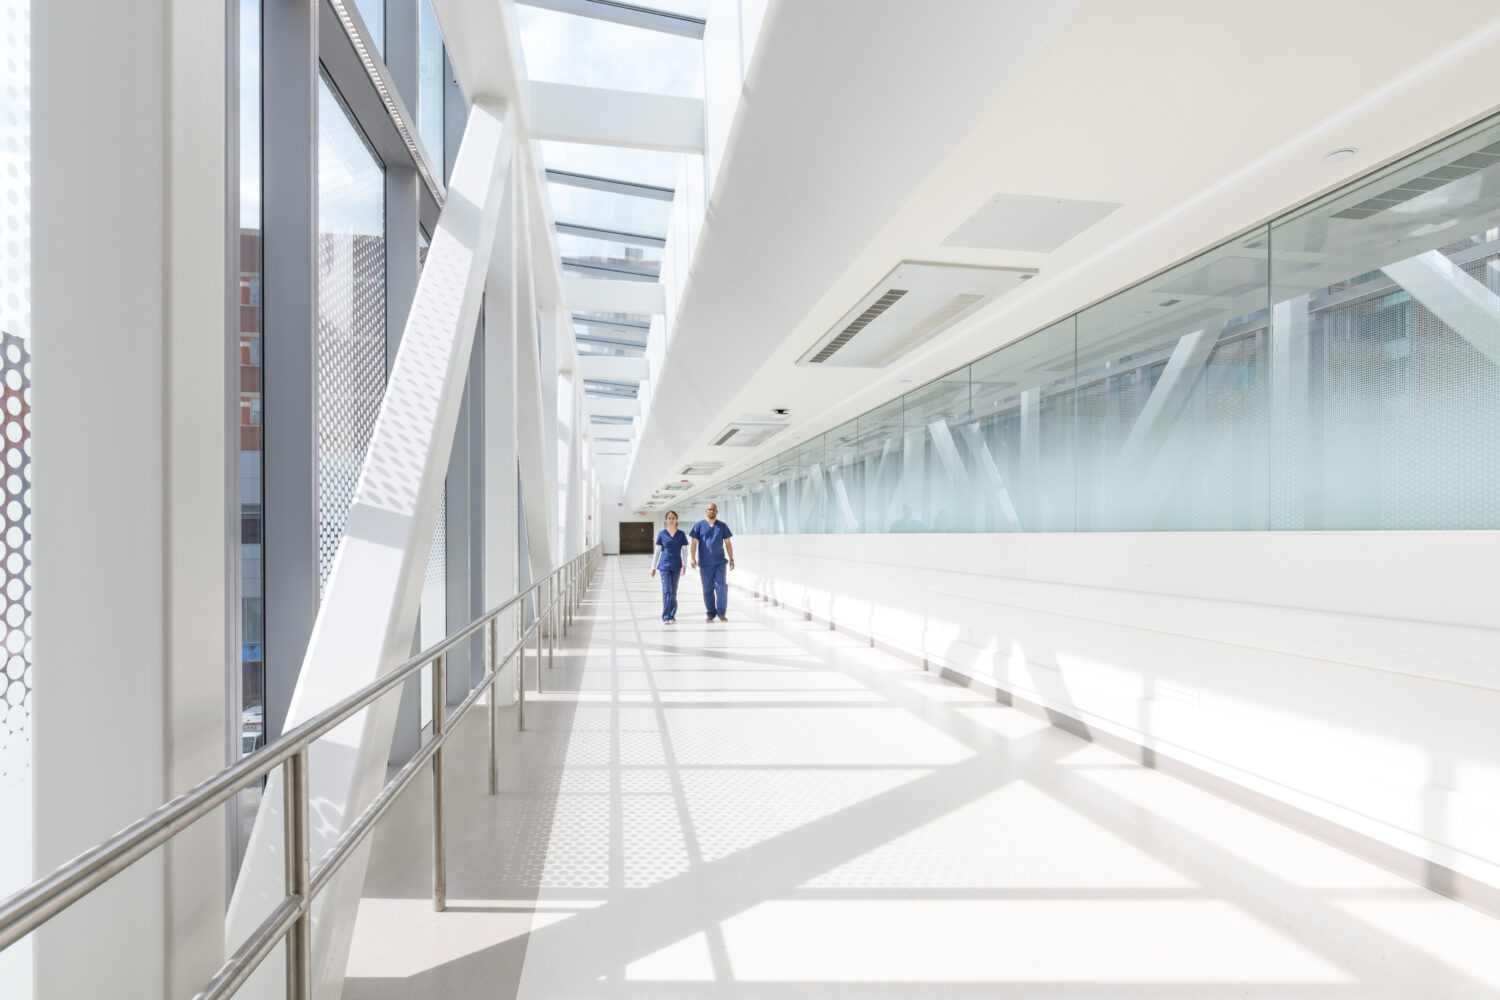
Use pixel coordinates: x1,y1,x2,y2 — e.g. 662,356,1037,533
1324,147,1358,164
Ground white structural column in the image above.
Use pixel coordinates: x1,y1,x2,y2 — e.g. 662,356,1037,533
514,186,559,576
1382,249,1500,366
226,102,513,1000
484,172,521,705
32,1,228,996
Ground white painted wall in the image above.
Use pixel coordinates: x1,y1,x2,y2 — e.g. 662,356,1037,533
601,483,627,555
32,0,228,995
735,531,1500,897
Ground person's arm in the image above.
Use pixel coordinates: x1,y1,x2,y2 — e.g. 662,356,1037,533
690,530,699,568
651,538,660,577
725,537,735,570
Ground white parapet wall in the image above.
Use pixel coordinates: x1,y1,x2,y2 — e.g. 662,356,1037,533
732,530,1500,903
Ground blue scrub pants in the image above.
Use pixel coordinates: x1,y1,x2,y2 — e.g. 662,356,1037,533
660,566,680,621
700,560,728,618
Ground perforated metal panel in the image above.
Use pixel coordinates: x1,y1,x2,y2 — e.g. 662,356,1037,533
0,333,29,780
316,74,386,595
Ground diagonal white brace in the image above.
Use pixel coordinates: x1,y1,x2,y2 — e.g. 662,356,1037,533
1382,249,1500,367
225,101,514,1000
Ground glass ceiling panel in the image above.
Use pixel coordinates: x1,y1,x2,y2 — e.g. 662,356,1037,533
557,233,663,269
516,6,703,98
539,141,679,190
576,339,643,358
549,183,671,236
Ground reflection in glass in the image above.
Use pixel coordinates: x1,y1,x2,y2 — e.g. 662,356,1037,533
1269,128,1500,529
317,74,387,594
694,114,1500,533
969,319,1076,531
899,373,971,533
1075,237,1270,531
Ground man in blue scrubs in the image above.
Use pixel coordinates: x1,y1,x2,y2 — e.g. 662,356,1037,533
689,502,735,622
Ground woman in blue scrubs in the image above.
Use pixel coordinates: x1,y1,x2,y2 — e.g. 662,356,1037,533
651,510,689,624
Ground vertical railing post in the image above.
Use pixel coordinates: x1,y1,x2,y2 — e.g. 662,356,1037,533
517,608,526,731
431,653,447,911
548,576,556,673
535,592,544,694
284,748,312,1000
488,617,500,795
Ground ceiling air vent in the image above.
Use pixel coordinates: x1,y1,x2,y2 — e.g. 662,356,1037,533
680,462,723,476
1331,139,1500,220
798,261,1034,368
808,289,907,363
712,422,785,448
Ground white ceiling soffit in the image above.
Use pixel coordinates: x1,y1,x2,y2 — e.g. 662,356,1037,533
798,261,1034,368
624,0,1084,505
943,193,1122,252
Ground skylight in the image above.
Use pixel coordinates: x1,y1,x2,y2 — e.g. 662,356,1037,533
516,5,704,97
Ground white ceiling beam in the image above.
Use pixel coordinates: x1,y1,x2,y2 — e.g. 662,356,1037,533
528,81,704,153
588,396,642,418
594,440,633,455
566,276,666,315
579,355,650,381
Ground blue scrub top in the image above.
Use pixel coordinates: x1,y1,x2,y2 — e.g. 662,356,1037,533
690,518,733,565
656,529,688,570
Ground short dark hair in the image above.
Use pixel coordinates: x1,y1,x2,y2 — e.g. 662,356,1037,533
665,510,678,519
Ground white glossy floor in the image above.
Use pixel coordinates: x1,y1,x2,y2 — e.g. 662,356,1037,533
343,555,1500,999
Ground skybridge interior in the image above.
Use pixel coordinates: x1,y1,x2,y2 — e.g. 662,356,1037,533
4,0,1500,998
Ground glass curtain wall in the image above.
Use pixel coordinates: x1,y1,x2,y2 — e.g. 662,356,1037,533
694,114,1500,533
316,73,387,593
237,0,264,756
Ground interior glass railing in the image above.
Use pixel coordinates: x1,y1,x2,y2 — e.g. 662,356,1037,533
0,543,602,999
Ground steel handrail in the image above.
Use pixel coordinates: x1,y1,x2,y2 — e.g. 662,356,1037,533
0,543,602,997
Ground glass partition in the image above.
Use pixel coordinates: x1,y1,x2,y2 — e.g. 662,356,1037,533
688,112,1500,534
968,317,1076,532
860,398,905,533
1075,236,1271,531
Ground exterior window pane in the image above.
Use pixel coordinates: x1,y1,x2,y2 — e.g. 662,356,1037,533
237,0,264,771
352,0,384,58
317,73,386,596
418,0,445,176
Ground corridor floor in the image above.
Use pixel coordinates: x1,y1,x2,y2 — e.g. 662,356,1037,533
343,555,1500,999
